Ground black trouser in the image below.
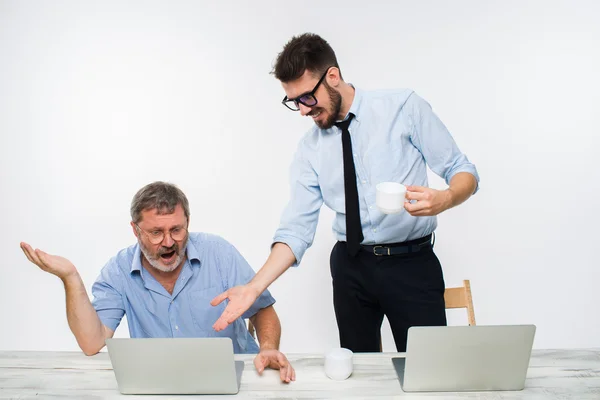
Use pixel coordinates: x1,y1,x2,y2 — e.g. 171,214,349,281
329,236,447,352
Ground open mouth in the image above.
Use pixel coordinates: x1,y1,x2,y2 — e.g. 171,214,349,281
160,250,176,262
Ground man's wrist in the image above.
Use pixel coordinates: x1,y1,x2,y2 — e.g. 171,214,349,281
259,342,279,351
61,272,83,288
444,188,456,211
248,279,265,298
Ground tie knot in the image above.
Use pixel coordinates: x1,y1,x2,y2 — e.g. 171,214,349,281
334,113,355,131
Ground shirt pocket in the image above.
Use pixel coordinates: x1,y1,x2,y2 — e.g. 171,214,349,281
365,140,414,184
188,286,225,335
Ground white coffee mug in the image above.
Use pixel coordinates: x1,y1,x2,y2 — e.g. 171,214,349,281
324,348,353,380
376,182,407,214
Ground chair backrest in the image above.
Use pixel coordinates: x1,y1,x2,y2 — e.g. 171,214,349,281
380,279,476,351
444,279,476,326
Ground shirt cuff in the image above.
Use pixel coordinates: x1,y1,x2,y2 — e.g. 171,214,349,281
95,310,122,332
447,166,480,194
242,290,276,320
271,234,309,267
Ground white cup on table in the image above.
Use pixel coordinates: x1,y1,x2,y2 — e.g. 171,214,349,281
324,348,354,380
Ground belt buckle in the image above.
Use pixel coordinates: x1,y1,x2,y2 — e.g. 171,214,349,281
373,246,390,256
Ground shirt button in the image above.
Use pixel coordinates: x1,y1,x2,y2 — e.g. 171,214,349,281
369,206,373,210
175,326,179,330
373,228,377,233
362,180,366,184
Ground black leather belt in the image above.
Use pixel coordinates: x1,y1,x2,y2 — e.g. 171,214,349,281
361,234,433,256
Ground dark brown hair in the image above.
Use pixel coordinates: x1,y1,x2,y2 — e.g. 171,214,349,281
272,33,342,82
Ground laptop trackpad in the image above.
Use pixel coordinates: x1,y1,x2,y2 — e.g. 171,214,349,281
235,360,245,389
391,357,406,388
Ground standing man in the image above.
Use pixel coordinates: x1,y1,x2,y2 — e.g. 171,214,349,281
212,33,479,352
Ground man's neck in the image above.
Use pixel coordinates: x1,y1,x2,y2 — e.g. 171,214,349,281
338,83,356,120
141,256,186,294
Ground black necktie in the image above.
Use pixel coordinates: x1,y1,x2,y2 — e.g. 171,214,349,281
335,113,363,256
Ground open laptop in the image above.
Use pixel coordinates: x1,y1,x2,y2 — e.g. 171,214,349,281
392,324,536,392
105,337,244,395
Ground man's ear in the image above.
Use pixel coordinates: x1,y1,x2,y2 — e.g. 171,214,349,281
326,67,342,88
130,221,139,238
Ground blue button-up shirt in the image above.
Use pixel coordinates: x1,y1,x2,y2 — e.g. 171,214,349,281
91,232,275,354
274,88,480,265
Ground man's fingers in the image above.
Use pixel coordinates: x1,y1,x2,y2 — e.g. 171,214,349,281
405,191,426,201
254,355,267,375
280,365,288,382
404,201,422,213
285,364,294,383
36,250,52,269
213,304,242,331
20,244,35,264
20,243,35,261
21,244,44,267
276,353,292,383
405,206,430,217
212,314,231,331
405,185,426,192
210,291,228,306
225,308,239,324
404,201,432,216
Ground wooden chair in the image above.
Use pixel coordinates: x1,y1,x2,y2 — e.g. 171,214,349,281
444,279,476,326
248,320,256,338
380,279,476,351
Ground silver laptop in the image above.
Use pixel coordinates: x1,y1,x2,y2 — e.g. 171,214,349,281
105,337,244,394
392,325,536,392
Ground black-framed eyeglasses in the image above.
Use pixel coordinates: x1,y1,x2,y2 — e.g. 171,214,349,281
281,68,331,111
134,223,188,245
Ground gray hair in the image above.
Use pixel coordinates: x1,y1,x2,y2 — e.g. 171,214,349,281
130,181,190,224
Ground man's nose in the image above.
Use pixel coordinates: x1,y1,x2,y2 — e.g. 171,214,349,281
161,232,175,247
299,103,312,116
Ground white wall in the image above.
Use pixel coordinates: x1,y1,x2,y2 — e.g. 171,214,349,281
1,0,599,353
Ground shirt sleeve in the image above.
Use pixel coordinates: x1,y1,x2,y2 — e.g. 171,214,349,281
222,241,276,320
91,259,125,332
272,138,324,265
407,92,480,192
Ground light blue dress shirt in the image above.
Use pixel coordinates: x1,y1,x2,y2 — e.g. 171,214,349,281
91,232,275,354
273,88,480,265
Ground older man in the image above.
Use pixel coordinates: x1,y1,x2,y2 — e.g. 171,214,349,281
20,181,295,383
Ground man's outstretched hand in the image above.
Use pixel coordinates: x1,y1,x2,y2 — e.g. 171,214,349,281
211,284,260,331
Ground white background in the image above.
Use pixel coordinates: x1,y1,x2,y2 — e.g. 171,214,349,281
1,0,599,353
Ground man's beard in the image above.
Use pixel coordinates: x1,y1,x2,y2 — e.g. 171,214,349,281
312,82,342,130
139,237,187,273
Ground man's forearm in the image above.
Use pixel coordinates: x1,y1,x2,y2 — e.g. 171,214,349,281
251,306,281,351
248,243,296,295
447,172,478,209
62,274,111,356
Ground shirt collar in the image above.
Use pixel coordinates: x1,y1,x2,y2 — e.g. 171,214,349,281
346,85,363,123
332,85,363,127
130,240,201,274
